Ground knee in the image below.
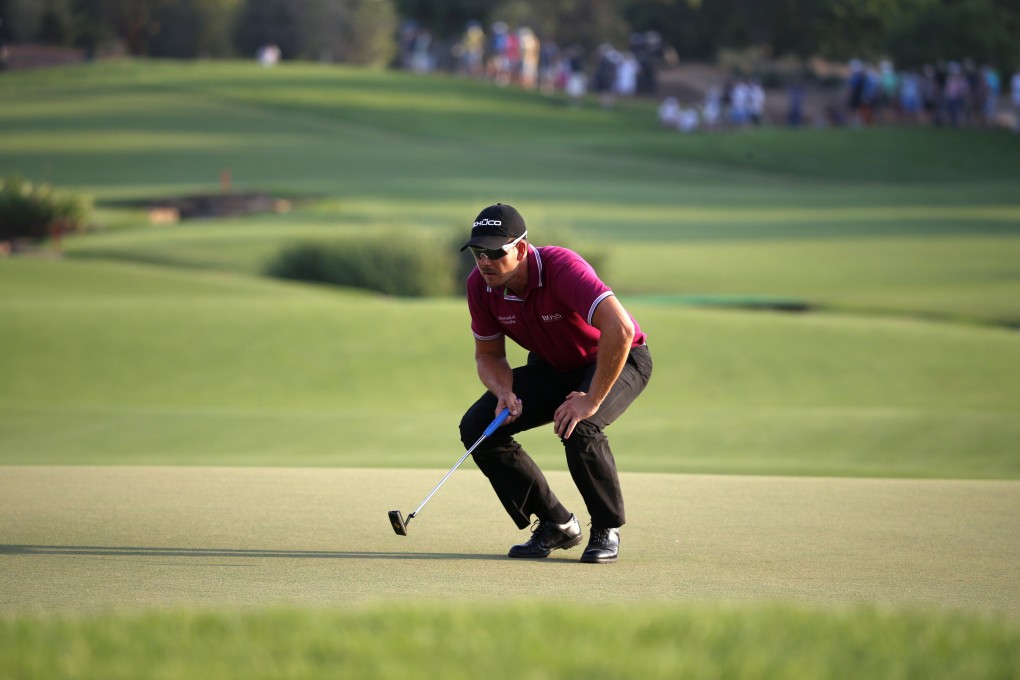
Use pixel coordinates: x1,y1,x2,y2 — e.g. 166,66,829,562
567,419,603,442
459,412,484,448
561,420,605,452
461,408,509,449
468,435,520,475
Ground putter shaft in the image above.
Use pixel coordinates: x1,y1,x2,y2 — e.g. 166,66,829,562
390,408,510,534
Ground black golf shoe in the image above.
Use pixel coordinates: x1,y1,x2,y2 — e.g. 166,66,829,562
580,527,620,563
508,514,583,559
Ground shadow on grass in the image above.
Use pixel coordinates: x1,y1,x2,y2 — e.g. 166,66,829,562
0,544,506,561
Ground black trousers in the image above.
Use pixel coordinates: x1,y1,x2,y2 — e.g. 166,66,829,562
460,344,652,530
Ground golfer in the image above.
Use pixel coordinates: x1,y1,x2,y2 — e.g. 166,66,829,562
459,203,652,563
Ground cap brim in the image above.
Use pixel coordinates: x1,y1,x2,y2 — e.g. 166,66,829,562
460,235,510,251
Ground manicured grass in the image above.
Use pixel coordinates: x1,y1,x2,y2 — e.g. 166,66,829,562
60,216,1020,324
2,60,1020,672
617,235,1020,325
2,465,1018,674
2,60,1019,477
3,603,1018,680
4,61,1016,324
2,258,1018,478
3,466,1018,614
3,60,1018,182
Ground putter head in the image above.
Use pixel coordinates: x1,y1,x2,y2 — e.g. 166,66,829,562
388,510,408,536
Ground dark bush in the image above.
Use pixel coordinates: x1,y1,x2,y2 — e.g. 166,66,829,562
267,229,609,298
0,176,90,245
265,233,456,297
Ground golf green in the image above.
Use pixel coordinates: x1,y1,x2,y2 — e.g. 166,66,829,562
2,466,1017,618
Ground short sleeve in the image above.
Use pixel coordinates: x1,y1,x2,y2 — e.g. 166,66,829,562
549,251,613,326
466,271,504,341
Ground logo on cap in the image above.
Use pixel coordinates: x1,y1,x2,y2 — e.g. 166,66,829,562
474,219,503,227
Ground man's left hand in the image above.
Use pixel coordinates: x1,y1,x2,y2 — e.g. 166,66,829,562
553,391,599,439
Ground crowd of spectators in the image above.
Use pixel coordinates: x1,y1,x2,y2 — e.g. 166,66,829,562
843,59,1017,131
658,59,1020,135
396,20,665,107
394,24,1020,135
658,78,768,132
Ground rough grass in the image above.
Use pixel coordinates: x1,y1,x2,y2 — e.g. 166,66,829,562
3,603,1018,680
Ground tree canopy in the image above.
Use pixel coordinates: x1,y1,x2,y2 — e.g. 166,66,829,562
1,0,1017,69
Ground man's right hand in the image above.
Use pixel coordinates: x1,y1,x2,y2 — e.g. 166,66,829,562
475,337,520,425
496,395,523,424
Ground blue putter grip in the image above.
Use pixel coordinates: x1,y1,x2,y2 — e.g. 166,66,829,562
483,408,511,438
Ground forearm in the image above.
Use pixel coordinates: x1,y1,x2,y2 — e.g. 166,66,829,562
476,353,515,400
587,321,634,407
552,306,634,439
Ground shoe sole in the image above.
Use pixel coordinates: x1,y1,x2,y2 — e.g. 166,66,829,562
579,552,618,564
507,533,584,559
560,533,584,551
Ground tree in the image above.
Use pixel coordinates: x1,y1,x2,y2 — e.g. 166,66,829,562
621,0,707,59
147,0,203,57
0,0,10,42
394,0,491,39
194,0,242,57
148,0,239,58
233,0,304,59
4,0,1016,70
303,0,397,66
885,0,1018,68
102,0,169,54
233,0,397,65
67,0,114,56
2,0,44,42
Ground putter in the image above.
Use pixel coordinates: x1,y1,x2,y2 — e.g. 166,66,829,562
390,407,510,536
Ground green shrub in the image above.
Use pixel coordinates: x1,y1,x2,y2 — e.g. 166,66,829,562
0,176,90,244
265,233,456,297
266,229,608,298
267,227,607,295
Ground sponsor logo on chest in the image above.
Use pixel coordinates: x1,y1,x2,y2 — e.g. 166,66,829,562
541,313,564,322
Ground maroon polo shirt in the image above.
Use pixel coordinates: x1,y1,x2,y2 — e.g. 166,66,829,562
467,245,646,372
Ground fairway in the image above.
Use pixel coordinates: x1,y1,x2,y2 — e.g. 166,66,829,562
2,466,1017,618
